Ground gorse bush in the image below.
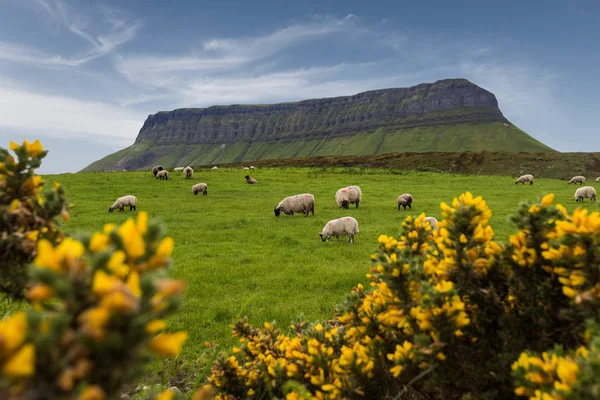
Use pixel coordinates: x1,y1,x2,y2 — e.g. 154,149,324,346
0,141,188,400
209,193,600,399
0,140,69,299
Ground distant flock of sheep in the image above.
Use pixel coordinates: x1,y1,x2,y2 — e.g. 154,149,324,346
107,168,599,244
515,174,597,202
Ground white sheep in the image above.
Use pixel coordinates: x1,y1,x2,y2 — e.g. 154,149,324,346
152,165,163,177
596,177,600,182
245,175,257,184
243,167,250,170
174,167,184,171
574,186,596,202
335,186,362,209
319,216,359,243
250,166,255,169
397,193,413,210
425,216,438,231
109,195,137,213
515,174,534,185
568,175,586,185
156,170,169,180
184,166,193,179
212,166,218,170
274,194,315,217
192,183,208,196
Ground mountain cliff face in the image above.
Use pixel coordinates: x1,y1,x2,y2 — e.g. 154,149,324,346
83,79,554,172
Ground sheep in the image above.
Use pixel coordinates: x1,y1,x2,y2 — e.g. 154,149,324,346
425,217,439,231
335,186,362,209
568,175,586,185
152,165,164,177
319,216,359,243
184,166,193,179
243,167,250,170
397,193,413,210
245,175,257,184
174,167,184,171
108,195,137,212
156,170,169,180
515,174,534,185
250,166,255,169
596,177,600,182
212,166,218,170
574,186,596,202
274,194,315,217
192,183,208,196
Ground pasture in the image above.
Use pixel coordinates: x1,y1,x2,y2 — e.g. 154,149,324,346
42,168,598,361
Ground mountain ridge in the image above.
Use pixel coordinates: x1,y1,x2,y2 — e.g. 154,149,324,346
82,79,554,172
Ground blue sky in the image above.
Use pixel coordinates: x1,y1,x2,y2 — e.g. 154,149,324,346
0,0,598,173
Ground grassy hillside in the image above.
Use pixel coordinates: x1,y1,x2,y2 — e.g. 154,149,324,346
31,168,599,362
82,121,554,172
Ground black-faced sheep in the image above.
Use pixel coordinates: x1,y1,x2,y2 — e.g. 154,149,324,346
152,165,164,177
335,186,362,209
568,176,586,185
192,183,208,196
574,186,596,202
245,175,257,184
156,170,169,180
397,193,413,210
515,174,534,185
109,195,137,212
184,166,193,179
319,216,359,243
274,194,315,217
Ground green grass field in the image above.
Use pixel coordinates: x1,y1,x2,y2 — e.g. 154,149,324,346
43,167,600,366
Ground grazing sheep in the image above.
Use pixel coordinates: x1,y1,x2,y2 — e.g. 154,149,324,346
250,166,255,169
242,167,250,170
596,177,600,182
152,165,164,177
192,183,208,196
397,193,413,210
425,216,439,231
568,175,586,185
212,166,218,170
245,175,257,184
274,194,315,217
109,195,137,212
574,186,596,202
156,170,169,180
174,167,184,171
184,166,193,179
515,174,534,185
319,216,359,244
335,186,362,209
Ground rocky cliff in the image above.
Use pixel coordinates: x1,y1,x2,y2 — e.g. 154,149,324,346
83,79,554,172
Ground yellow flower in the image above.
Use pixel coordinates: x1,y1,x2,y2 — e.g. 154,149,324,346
79,307,110,339
92,270,121,296
156,389,174,400
156,237,174,257
0,312,28,355
436,352,446,361
100,290,138,314
27,284,54,302
514,386,529,396
2,344,35,378
192,385,215,400
107,251,129,277
540,193,554,206
26,230,39,242
118,218,145,260
562,286,576,299
126,271,141,297
146,320,167,334
8,199,20,212
9,141,19,151
24,139,44,157
556,358,578,385
150,332,188,356
77,386,106,400
89,233,110,253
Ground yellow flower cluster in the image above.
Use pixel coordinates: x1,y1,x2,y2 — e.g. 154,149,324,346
0,313,34,380
1,212,187,399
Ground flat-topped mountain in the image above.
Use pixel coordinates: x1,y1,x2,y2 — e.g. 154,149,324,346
82,79,554,172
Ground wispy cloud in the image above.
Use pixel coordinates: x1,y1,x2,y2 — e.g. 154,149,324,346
0,0,141,68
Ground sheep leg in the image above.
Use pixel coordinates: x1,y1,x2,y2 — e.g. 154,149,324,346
204,191,207,196
349,234,354,243
356,201,359,208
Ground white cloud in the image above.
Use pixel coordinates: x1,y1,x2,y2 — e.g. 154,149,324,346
0,86,143,145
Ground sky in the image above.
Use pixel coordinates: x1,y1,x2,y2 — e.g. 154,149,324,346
0,0,598,174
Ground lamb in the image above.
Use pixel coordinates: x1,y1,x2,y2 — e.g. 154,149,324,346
425,216,439,231
152,165,164,177
245,175,257,184
108,195,137,212
192,183,208,196
568,175,586,185
515,174,534,185
397,193,413,210
173,167,184,171
574,186,596,202
184,166,193,179
274,194,315,217
156,170,169,180
319,216,359,243
335,186,362,209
